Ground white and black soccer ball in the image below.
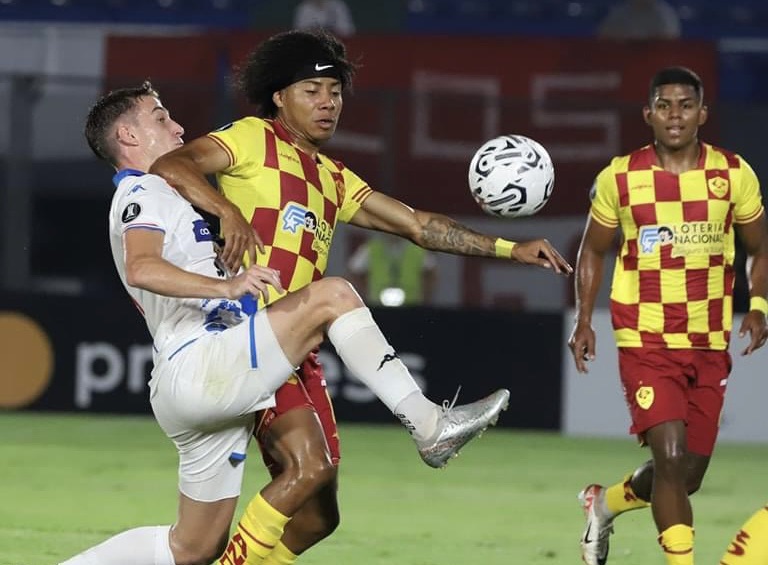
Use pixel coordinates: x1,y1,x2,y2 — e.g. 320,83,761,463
468,134,555,218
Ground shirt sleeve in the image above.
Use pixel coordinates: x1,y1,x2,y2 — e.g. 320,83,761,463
588,162,620,228
117,176,182,235
206,118,257,173
732,156,764,224
337,166,373,223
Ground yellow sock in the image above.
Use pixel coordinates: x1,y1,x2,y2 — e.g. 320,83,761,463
219,494,291,565
658,524,694,565
604,473,650,516
720,505,768,564
263,540,299,565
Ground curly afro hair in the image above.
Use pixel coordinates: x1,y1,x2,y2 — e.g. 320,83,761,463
236,29,357,118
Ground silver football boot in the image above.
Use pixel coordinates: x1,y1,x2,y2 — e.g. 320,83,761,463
416,388,510,468
578,484,614,565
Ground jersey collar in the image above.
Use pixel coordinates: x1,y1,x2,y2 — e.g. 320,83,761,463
113,168,145,188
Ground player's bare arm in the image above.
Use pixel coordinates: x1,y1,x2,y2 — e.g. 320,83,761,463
124,228,282,302
568,217,617,373
150,136,264,271
350,191,572,273
734,213,768,355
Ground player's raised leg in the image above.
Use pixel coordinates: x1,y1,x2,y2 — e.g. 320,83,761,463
268,277,510,468
217,276,510,564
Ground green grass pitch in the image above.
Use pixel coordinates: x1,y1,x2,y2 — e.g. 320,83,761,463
1,412,766,564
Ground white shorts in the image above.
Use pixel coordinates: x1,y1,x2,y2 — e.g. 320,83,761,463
149,310,294,502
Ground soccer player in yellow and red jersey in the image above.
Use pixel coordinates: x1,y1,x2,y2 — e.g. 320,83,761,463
567,66,768,565
150,29,572,565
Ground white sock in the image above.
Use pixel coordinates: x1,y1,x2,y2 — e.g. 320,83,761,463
59,525,174,565
327,307,438,440
393,390,440,441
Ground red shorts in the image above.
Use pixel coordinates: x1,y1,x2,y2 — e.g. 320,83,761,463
618,347,731,456
255,350,340,474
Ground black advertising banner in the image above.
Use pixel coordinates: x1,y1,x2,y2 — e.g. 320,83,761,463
0,294,562,429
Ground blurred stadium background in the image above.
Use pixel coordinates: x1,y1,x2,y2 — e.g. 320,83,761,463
0,1,767,563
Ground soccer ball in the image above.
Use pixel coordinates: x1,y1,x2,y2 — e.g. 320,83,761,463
468,134,555,218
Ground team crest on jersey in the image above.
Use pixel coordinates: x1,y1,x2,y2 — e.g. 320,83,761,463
635,386,654,410
707,176,729,198
121,202,141,223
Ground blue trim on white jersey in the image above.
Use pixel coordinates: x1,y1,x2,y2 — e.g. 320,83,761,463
113,168,145,187
124,224,165,233
248,314,258,368
240,293,257,315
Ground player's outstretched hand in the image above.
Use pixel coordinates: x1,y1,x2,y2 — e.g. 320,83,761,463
568,321,596,374
738,310,768,356
512,239,573,274
225,265,283,304
219,207,265,273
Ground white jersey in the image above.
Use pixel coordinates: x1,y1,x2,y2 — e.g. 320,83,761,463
109,168,250,358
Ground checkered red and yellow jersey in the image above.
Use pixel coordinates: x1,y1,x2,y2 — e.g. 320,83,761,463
590,142,764,350
208,117,373,305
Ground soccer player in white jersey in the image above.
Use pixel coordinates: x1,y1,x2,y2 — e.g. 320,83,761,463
58,83,511,565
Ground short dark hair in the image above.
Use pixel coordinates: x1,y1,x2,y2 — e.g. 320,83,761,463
236,29,357,118
84,81,158,165
649,66,703,104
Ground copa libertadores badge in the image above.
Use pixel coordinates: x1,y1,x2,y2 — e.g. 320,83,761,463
122,202,141,223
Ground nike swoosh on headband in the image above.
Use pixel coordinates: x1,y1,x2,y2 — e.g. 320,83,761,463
315,63,334,71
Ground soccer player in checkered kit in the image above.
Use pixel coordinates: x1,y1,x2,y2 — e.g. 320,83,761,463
568,66,768,565
62,82,514,565
146,29,572,565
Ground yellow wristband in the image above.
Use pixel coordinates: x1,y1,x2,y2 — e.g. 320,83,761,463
494,238,517,258
750,296,768,315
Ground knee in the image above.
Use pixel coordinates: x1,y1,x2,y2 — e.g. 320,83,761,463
316,277,363,313
654,449,687,477
295,455,336,492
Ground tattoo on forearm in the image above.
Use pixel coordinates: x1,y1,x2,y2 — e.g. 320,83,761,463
421,217,494,256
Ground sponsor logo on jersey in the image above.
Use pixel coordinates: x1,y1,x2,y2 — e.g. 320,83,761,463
278,151,300,164
282,203,309,234
638,225,663,253
121,202,141,223
639,222,725,256
281,202,333,255
193,219,214,242
129,184,146,194
304,211,318,233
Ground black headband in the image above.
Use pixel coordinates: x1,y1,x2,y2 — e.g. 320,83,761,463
276,61,343,91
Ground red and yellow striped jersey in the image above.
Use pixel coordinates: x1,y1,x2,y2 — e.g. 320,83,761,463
208,117,373,305
590,142,764,350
